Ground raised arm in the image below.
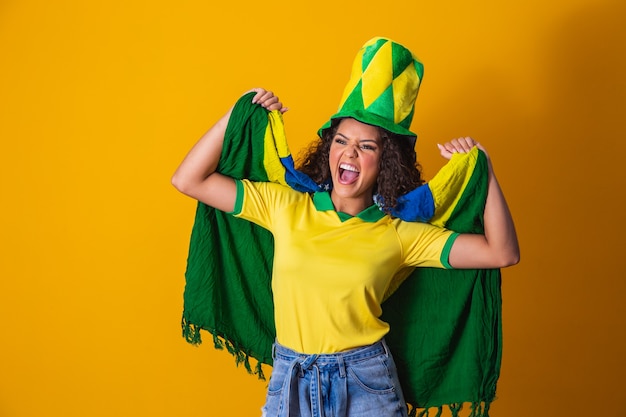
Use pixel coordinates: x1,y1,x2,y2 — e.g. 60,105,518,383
171,88,286,212
439,137,520,269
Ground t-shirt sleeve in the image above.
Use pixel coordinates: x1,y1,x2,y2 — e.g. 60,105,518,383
229,179,302,231
395,220,459,269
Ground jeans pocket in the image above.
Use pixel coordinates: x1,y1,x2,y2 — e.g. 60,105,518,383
347,355,397,395
266,360,289,396
261,360,289,417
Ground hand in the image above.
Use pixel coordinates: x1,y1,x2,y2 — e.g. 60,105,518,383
437,137,486,160
246,88,289,113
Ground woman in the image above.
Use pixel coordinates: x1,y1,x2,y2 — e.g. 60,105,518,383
172,90,518,417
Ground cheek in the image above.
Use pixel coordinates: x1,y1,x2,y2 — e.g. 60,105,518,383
365,155,381,173
328,147,340,166
328,153,336,168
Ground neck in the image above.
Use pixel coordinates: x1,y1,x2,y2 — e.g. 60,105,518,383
330,191,373,216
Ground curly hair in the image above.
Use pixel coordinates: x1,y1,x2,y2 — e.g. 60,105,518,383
297,119,424,214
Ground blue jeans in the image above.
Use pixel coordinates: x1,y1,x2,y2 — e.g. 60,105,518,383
261,339,408,417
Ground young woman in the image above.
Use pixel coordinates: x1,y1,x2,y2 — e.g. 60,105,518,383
172,87,519,417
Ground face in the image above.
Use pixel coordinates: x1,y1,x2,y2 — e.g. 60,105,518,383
328,118,382,212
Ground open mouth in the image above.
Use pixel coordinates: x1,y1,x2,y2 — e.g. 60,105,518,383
339,163,360,184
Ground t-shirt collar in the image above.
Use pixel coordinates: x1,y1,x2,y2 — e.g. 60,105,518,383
313,191,385,222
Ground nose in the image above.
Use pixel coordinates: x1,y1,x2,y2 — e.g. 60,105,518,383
346,145,358,158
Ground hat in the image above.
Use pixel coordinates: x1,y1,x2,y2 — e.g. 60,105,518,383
319,37,424,140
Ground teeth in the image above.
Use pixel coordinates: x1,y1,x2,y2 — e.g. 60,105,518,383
339,163,359,172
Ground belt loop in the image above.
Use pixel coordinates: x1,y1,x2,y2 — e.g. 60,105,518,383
272,342,277,360
337,354,346,378
381,339,391,358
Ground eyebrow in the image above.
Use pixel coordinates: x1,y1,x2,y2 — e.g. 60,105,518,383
335,132,380,144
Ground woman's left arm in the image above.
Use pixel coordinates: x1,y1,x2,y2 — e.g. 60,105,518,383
439,137,520,269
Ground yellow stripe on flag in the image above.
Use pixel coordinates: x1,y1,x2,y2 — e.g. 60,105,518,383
429,147,480,227
263,110,289,185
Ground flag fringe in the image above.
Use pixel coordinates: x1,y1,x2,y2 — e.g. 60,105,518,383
184,319,494,412
409,402,492,417
182,317,267,380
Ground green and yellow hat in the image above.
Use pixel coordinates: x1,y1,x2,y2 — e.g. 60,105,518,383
319,37,424,140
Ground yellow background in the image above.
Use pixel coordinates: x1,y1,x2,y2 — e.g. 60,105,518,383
1,0,625,416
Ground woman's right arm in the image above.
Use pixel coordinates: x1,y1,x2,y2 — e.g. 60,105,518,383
171,88,286,212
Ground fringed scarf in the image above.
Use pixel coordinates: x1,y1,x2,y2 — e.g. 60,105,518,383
181,93,502,416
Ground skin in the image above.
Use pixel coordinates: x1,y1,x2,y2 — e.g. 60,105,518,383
172,88,520,269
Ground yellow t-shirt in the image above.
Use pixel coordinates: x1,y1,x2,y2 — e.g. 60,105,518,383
232,180,458,354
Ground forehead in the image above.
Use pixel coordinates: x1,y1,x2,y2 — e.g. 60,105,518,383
335,118,381,141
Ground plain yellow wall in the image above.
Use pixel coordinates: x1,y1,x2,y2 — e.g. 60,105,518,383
1,0,625,416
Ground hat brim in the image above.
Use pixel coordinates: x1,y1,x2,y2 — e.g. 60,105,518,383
318,109,417,142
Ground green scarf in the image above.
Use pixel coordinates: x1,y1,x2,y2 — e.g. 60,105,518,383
181,93,501,416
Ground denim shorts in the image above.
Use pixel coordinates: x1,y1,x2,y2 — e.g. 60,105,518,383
261,339,408,417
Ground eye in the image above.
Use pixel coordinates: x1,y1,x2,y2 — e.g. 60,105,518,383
334,137,347,145
360,144,377,151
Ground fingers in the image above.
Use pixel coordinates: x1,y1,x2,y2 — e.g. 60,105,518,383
247,88,289,113
437,143,454,160
445,137,478,153
250,88,274,105
437,137,482,160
